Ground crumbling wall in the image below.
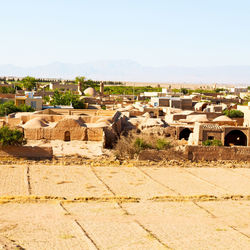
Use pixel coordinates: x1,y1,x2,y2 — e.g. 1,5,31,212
87,128,103,141
0,146,53,159
186,145,250,161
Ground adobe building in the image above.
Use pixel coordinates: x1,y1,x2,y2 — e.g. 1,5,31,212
238,104,250,127
151,96,193,110
188,123,250,147
1,109,124,147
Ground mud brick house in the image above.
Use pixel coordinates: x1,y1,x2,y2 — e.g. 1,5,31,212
188,123,250,146
1,109,124,147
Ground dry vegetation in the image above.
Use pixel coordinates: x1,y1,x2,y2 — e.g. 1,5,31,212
114,132,174,160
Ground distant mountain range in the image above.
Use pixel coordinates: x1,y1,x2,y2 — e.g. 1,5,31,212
0,60,250,85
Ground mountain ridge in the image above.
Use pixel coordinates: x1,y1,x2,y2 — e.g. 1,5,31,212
0,60,250,85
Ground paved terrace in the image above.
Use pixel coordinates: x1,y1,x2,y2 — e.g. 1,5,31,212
0,165,249,249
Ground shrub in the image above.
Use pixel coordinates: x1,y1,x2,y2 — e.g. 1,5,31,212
134,138,152,151
0,126,25,146
114,135,137,159
115,133,172,159
202,139,222,146
156,138,172,150
222,109,244,118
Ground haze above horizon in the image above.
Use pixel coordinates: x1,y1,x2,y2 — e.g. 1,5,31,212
1,0,250,67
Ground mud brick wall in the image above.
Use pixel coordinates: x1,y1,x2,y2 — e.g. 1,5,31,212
186,146,250,161
0,146,53,159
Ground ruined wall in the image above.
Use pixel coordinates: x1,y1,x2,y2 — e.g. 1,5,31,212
0,146,53,159
2,118,21,128
213,121,236,126
87,128,103,141
202,131,222,141
231,118,244,126
186,146,250,161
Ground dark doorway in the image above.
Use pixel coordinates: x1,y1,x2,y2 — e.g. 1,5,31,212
179,128,192,140
224,130,247,146
64,131,71,141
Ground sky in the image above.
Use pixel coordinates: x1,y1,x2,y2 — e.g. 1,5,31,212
1,0,250,67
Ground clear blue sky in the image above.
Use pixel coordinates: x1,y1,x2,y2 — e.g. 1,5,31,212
1,0,250,67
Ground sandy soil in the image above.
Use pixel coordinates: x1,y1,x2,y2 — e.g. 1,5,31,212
0,165,249,249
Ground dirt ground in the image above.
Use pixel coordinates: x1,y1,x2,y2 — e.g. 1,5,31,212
0,164,249,249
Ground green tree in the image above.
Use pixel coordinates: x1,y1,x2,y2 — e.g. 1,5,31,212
75,76,99,91
50,90,85,109
21,76,36,90
0,126,25,146
0,101,34,116
75,76,86,87
180,88,188,95
0,86,15,94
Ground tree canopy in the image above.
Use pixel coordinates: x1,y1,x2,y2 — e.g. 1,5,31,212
0,101,34,116
50,90,85,109
0,126,25,146
21,76,37,90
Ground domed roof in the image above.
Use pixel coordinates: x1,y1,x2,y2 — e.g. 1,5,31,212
189,115,209,122
95,117,112,125
84,87,97,96
213,115,232,122
55,117,85,128
23,117,48,128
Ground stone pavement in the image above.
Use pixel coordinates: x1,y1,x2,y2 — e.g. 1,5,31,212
0,165,249,249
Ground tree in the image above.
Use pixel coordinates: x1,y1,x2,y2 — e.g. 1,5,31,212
0,86,15,94
0,101,34,117
50,90,85,109
180,88,188,95
75,76,86,87
21,76,36,90
0,101,19,116
0,126,25,146
75,76,98,91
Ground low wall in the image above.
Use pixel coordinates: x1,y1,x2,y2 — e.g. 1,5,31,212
0,146,53,159
186,145,250,161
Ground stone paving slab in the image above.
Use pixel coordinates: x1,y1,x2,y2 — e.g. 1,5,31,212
29,165,112,198
92,166,176,198
0,165,28,196
199,200,250,237
64,202,165,249
230,168,250,179
0,166,249,249
186,168,250,195
0,203,96,250
0,201,249,250
140,167,226,196
123,201,250,250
